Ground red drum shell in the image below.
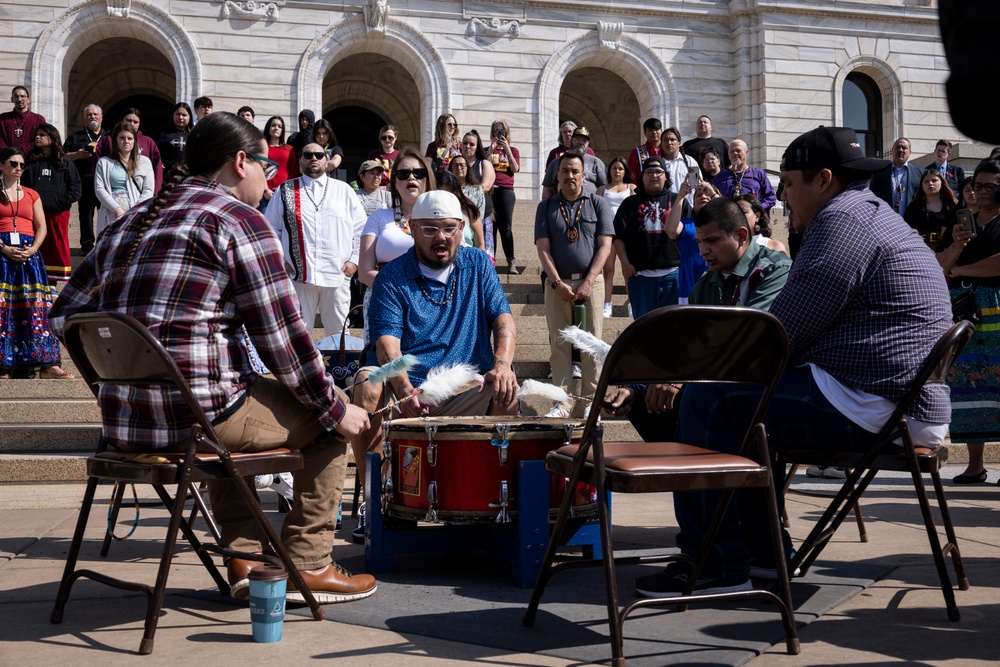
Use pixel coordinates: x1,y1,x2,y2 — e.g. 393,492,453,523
385,416,597,522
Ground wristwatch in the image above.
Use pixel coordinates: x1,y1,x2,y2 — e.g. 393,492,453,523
549,279,562,289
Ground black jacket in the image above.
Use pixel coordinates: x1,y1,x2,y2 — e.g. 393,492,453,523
22,155,82,213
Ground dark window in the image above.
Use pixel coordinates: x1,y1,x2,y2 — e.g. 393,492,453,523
843,73,883,158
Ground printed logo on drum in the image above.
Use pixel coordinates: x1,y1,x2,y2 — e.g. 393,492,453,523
400,446,421,496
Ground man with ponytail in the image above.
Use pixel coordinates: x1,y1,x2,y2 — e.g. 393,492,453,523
51,113,377,605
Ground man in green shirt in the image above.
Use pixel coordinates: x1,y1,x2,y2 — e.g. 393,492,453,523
603,197,791,437
689,197,791,309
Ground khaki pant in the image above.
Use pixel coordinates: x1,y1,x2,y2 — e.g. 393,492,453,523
544,274,605,398
211,377,347,570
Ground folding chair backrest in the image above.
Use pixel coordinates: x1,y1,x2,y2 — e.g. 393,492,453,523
871,319,974,442
62,311,216,438
584,305,789,437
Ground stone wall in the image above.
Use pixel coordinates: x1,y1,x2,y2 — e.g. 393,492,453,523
1,0,972,198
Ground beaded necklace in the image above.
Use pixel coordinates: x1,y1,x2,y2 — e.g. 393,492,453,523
559,196,584,242
302,174,329,211
394,206,411,236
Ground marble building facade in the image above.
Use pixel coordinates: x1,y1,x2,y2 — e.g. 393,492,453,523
3,0,961,197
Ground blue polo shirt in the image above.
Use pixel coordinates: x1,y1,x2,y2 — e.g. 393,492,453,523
366,246,511,384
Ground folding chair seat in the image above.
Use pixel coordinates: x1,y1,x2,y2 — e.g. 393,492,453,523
524,305,799,666
49,312,325,655
782,320,973,622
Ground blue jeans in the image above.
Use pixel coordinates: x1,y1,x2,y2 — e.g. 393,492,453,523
673,364,877,580
628,273,678,320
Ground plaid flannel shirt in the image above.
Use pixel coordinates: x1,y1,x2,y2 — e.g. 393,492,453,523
770,181,952,423
51,176,346,448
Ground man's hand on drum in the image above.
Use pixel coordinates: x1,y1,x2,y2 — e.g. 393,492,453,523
484,360,518,409
645,383,680,414
335,404,371,440
603,387,635,417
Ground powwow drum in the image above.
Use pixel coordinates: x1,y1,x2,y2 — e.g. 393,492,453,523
383,416,598,523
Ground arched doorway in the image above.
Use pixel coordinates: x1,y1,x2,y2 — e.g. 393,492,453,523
559,67,641,165
321,51,421,179
66,37,176,135
843,72,883,158
323,106,389,184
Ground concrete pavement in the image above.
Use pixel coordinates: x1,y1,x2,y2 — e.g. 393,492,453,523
1,466,999,665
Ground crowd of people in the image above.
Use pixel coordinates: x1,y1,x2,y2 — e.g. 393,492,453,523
2,80,998,607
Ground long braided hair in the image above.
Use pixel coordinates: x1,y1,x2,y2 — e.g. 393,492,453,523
91,113,264,296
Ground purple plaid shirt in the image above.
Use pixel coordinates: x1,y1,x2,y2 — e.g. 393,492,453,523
51,176,347,448
770,182,952,423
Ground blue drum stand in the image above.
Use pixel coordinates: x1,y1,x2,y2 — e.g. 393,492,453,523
364,452,605,587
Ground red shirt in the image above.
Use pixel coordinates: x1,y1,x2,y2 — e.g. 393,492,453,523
491,145,520,190
0,110,45,153
267,144,299,190
627,142,663,183
0,186,39,235
367,148,399,186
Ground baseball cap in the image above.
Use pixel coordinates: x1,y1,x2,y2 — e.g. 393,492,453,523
782,126,890,173
572,126,591,139
412,191,463,221
358,159,384,175
642,156,668,173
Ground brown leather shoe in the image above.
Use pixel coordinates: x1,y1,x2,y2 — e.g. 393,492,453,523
226,558,256,600
286,562,377,604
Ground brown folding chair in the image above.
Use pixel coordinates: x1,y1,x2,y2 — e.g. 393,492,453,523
524,305,799,666
782,319,974,621
49,312,325,655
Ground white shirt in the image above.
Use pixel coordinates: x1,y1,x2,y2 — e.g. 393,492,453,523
362,207,415,265
664,152,699,207
264,173,366,288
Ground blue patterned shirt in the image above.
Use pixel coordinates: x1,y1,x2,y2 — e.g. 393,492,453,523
770,182,952,423
366,246,511,384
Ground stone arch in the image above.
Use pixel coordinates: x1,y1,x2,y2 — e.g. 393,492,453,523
297,16,451,146
30,0,201,134
833,56,903,157
538,31,676,182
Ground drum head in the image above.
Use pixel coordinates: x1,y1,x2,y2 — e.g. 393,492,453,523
386,416,584,440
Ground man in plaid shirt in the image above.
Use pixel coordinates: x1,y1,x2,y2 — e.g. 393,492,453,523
637,126,953,599
51,113,376,605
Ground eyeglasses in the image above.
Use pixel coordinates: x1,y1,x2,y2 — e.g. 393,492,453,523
380,135,395,141
445,122,457,128
7,161,24,170
452,162,468,169
644,169,666,176
249,154,279,179
395,168,428,181
417,225,461,238
973,182,999,194
301,151,325,160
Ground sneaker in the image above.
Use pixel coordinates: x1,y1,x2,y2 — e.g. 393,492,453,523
545,406,570,418
805,465,826,478
749,549,798,580
286,562,377,604
352,502,367,544
572,363,582,379
603,302,613,318
508,260,519,275
635,562,752,598
823,467,847,479
254,474,274,490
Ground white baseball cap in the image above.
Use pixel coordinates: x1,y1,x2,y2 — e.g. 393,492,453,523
412,191,463,221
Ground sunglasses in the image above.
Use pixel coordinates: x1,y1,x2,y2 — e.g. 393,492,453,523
249,154,279,179
380,135,395,141
7,160,24,169
395,168,428,181
301,151,325,160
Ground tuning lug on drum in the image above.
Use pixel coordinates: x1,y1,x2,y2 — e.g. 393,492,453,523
490,480,511,523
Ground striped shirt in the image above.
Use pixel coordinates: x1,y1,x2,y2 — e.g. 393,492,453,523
50,176,347,448
770,182,952,424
